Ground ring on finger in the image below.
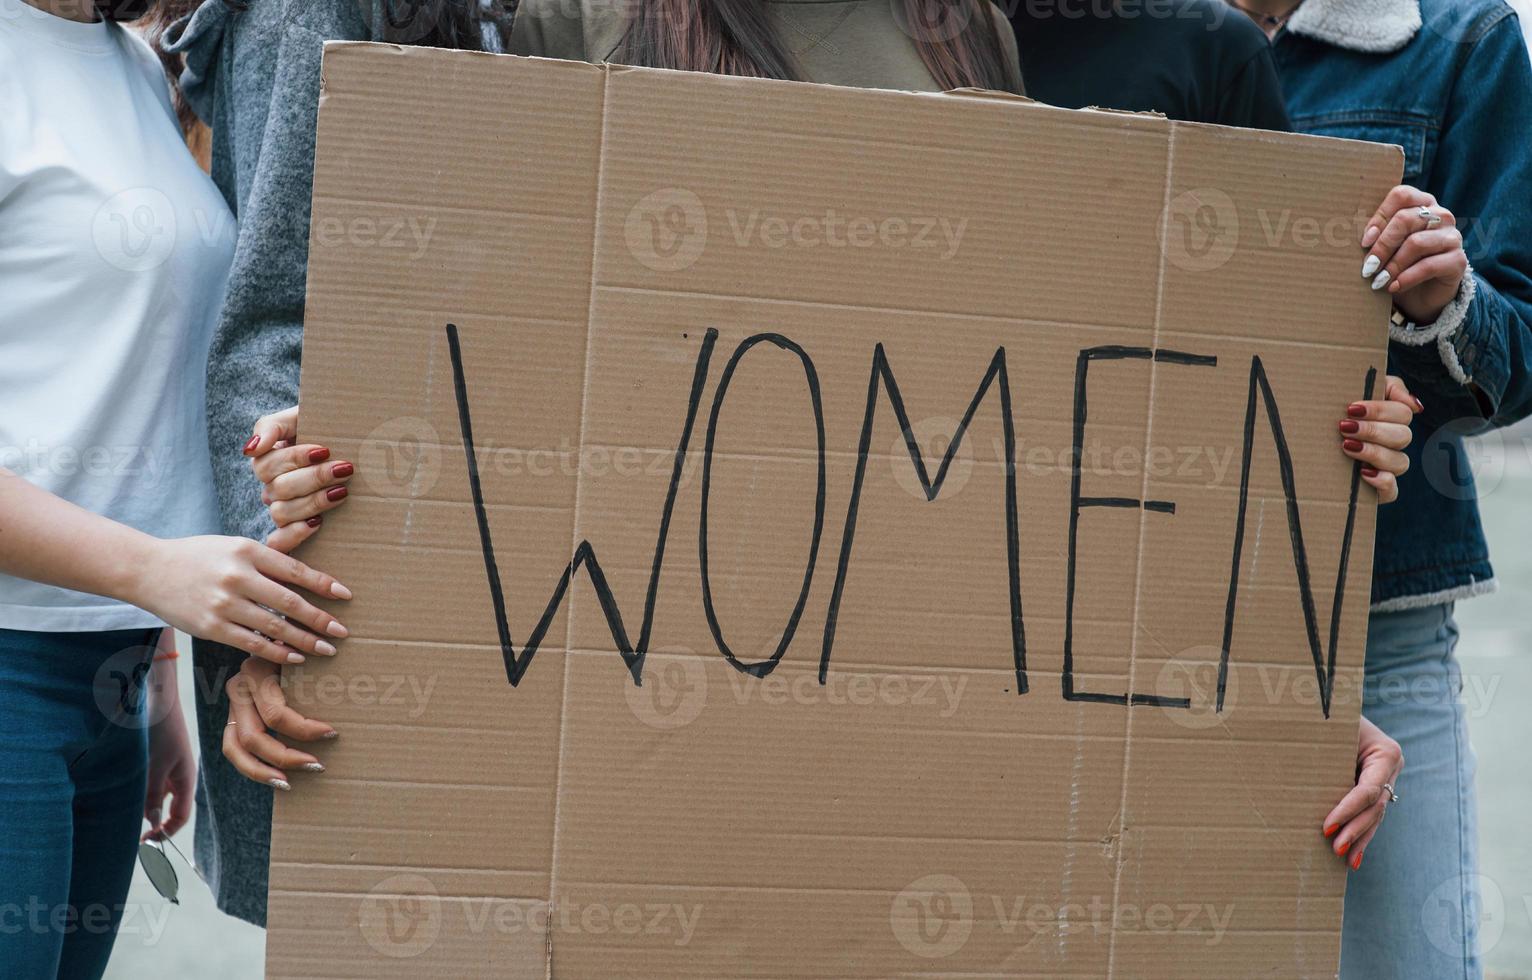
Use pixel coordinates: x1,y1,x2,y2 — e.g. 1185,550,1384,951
1382,781,1400,804
1417,205,1442,228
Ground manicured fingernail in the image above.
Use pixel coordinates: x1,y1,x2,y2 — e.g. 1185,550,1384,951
1337,839,1351,856
1361,466,1380,478
1362,226,1380,247
308,447,330,464
332,462,354,479
1347,403,1367,418
331,582,353,600
1343,438,1364,452
1339,419,1360,434
1361,255,1381,277
322,729,339,739
1323,823,1340,838
301,763,326,773
306,516,323,528
326,621,348,638
269,778,291,792
1350,851,1363,871
315,640,337,657
243,435,260,455
1371,270,1392,290
326,486,348,502
1412,396,1425,413
287,651,306,664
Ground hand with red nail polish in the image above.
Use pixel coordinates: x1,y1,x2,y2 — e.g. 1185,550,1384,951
245,405,357,554
1321,716,1403,873
1337,375,1420,504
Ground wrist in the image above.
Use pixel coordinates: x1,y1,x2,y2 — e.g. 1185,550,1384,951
107,531,167,611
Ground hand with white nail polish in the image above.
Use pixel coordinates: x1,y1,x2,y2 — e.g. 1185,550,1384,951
127,534,353,667
1359,184,1469,325
223,656,339,791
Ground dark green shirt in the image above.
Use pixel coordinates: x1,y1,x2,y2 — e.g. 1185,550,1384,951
510,0,1023,94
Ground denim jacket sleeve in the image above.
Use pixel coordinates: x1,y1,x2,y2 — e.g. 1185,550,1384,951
1388,11,1532,434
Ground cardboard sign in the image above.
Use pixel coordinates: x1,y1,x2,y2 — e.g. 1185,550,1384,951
269,43,1401,978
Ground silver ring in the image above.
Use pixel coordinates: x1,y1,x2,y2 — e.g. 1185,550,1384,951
1382,782,1400,804
1417,205,1442,228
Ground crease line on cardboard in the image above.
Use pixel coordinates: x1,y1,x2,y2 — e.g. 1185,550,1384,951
1103,119,1182,980
543,62,616,980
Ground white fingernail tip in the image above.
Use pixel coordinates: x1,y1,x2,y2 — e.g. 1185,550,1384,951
1361,255,1381,277
330,582,353,600
302,763,326,773
286,652,306,664
315,640,337,657
326,621,348,638
1371,270,1391,290
269,778,291,791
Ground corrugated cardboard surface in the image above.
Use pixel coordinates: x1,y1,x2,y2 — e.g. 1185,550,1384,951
270,43,1401,978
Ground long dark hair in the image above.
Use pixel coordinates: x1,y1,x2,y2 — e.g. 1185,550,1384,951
617,0,1023,94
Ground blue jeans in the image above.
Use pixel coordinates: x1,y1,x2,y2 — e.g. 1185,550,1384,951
0,627,158,979
1341,604,1482,979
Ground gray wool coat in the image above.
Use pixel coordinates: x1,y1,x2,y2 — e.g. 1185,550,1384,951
164,0,433,927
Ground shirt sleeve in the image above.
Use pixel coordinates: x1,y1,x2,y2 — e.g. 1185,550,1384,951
1387,12,1532,432
1215,48,1292,132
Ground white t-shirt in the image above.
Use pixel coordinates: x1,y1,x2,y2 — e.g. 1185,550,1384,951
0,0,233,631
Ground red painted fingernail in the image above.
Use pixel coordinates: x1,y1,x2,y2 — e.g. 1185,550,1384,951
1339,419,1360,434
1361,466,1380,478
332,462,354,479
308,447,330,464
1323,823,1340,838
1347,404,1367,418
1343,438,1364,452
326,486,348,502
1350,851,1363,871
243,435,260,455
1337,840,1351,856
307,516,323,528
1412,396,1425,413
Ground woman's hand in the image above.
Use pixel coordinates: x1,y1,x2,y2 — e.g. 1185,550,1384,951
246,406,354,552
126,535,351,666
1322,715,1403,871
1340,374,1421,503
223,656,336,791
1361,185,1470,326
143,633,196,842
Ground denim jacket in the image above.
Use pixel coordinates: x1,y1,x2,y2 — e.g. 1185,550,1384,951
1272,0,1532,610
